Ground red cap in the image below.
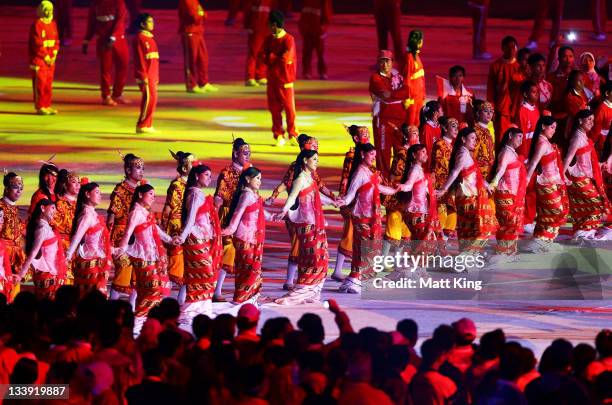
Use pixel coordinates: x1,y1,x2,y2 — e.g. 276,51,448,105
452,318,477,339
378,50,393,60
237,303,260,322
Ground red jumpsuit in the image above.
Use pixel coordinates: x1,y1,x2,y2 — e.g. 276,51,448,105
403,52,425,127
592,100,612,152
487,58,521,146
29,17,59,111
178,0,210,90
373,0,404,65
84,0,129,101
133,31,159,129
244,0,271,81
264,30,298,139
369,69,408,177
298,0,332,78
528,0,564,45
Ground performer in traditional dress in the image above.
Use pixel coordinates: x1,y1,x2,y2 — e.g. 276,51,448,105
525,116,569,250
53,169,81,285
28,161,59,216
176,164,222,321
601,124,612,205
213,138,251,301
65,182,111,296
419,100,443,160
563,110,609,239
16,199,66,299
436,128,497,253
0,208,14,301
403,30,426,127
333,125,371,280
108,153,145,306
114,184,174,327
473,100,496,180
488,128,527,256
431,117,459,238
274,150,337,303
0,173,25,297
222,167,272,304
266,135,334,289
160,151,194,304
339,143,398,293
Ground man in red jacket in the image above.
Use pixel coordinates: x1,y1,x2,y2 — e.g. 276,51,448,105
298,0,332,80
373,0,403,66
263,11,298,146
244,0,271,86
29,1,59,115
369,50,408,177
83,0,130,106
178,0,217,93
133,13,160,134
487,35,522,146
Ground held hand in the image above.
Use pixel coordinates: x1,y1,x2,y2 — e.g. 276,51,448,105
112,246,126,258
220,228,231,237
435,189,447,199
335,198,346,207
264,196,275,206
13,274,24,284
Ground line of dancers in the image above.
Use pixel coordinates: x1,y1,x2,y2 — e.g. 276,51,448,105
2,109,612,325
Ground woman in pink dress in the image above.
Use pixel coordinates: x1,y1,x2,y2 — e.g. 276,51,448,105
16,199,66,299
340,143,398,293
65,182,111,296
176,164,222,321
222,167,272,304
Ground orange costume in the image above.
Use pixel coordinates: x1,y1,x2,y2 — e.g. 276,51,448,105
84,0,129,101
373,0,404,65
29,11,59,112
0,240,13,301
54,195,77,283
298,0,332,79
384,148,411,242
133,30,159,130
592,100,612,152
28,189,57,217
474,123,495,180
369,65,407,177
338,147,355,257
215,164,242,274
487,58,522,144
0,197,24,297
178,0,210,90
263,28,298,140
431,137,457,233
403,52,426,127
161,177,186,284
108,180,140,293
244,0,271,82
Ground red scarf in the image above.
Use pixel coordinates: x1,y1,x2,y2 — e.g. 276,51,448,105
506,156,528,209
356,170,382,238
576,139,610,210
244,196,266,245
461,163,489,210
134,213,165,259
86,215,112,265
42,230,66,278
198,195,222,269
299,176,325,230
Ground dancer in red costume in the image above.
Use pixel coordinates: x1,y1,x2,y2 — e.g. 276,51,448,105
373,0,404,65
419,100,443,161
525,0,564,50
274,150,337,304
487,36,522,145
473,100,496,180
115,184,175,329
339,144,398,294
489,128,527,256
563,110,609,240
525,116,569,251
29,1,59,115
369,50,407,178
178,0,218,93
468,0,491,60
28,162,59,217
592,83,612,153
436,128,497,253
299,0,332,80
16,199,66,300
83,0,130,106
176,164,222,323
53,170,81,285
0,173,25,299
431,117,459,238
223,167,272,304
0,209,14,301
403,30,426,127
244,0,271,86
438,65,474,126
263,11,298,146
133,14,160,134
65,182,111,297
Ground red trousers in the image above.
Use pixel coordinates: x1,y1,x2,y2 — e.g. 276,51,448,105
592,0,608,35
301,32,326,77
137,80,157,129
406,98,423,127
529,0,564,44
97,36,129,100
246,32,267,81
469,1,488,55
55,0,73,41
524,177,537,225
267,83,297,139
373,116,403,178
374,2,404,64
32,65,55,110
182,33,209,90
